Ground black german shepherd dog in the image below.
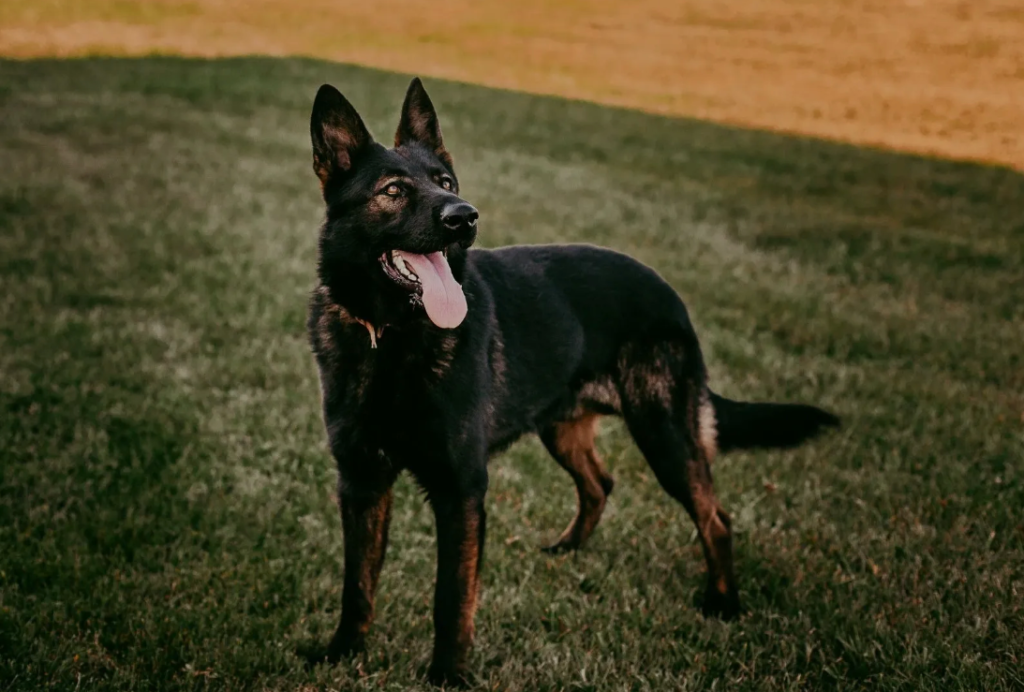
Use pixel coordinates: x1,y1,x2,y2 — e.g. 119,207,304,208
307,78,839,685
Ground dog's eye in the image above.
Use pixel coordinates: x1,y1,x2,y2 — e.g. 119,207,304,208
383,183,402,197
440,178,453,191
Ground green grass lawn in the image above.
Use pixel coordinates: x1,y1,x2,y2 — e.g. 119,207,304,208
1,57,1022,691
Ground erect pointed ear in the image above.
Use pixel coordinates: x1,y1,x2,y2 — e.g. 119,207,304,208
394,78,452,168
310,84,374,186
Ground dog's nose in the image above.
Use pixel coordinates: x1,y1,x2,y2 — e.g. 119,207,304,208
441,202,479,231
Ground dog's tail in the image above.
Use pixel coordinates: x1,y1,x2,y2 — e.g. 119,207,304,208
708,391,839,454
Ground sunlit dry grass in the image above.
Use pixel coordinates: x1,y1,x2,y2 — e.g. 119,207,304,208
1,0,1022,169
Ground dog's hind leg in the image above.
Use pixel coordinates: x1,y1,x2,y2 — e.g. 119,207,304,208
539,414,615,553
617,343,740,619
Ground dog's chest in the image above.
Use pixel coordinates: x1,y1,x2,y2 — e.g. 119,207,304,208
328,350,424,411
318,332,457,454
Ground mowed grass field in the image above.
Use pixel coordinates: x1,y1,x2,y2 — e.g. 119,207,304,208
1,57,1023,690
2,0,1023,170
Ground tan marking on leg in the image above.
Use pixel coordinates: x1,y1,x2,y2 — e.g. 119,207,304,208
328,487,393,660
544,415,614,551
456,499,481,648
429,497,484,684
341,489,393,635
689,466,738,610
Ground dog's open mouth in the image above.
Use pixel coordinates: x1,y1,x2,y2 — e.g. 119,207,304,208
379,248,467,329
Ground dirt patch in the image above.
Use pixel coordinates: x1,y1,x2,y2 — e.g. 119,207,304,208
3,0,1021,169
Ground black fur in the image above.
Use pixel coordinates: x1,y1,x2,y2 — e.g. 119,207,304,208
306,78,839,686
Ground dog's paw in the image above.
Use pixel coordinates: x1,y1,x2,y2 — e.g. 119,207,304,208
427,662,472,688
324,630,366,664
297,641,332,670
701,586,742,621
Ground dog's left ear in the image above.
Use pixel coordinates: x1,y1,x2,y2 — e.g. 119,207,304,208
395,78,453,168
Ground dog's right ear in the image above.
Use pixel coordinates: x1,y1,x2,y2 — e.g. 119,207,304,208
310,84,374,187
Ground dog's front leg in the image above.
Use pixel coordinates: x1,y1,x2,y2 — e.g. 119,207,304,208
427,490,487,686
326,481,394,662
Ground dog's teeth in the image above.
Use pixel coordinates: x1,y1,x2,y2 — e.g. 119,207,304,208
385,249,420,283
398,258,418,282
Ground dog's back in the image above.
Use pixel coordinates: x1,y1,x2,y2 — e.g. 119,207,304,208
476,243,693,346
469,243,699,445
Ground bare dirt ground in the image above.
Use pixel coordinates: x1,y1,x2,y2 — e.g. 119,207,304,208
2,0,1021,165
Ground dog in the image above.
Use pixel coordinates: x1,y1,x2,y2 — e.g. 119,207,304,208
306,77,839,686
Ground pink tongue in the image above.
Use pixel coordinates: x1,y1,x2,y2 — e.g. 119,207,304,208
401,251,468,329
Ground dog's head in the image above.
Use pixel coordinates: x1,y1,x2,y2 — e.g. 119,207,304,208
310,78,477,329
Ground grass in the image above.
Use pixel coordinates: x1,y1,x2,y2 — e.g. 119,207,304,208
1,0,1023,170
1,57,1023,691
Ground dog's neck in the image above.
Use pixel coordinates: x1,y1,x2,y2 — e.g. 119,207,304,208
323,286,390,348
315,283,388,350
351,314,385,349
318,260,392,326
